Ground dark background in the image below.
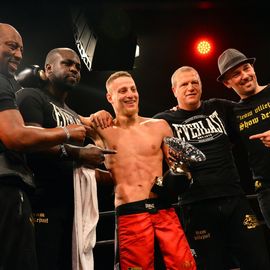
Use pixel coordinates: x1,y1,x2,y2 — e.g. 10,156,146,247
1,0,270,268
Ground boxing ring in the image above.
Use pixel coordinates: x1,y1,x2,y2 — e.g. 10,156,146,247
93,193,268,269
96,194,262,247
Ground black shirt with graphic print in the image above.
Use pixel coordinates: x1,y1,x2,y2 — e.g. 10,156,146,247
233,85,270,184
154,98,244,204
16,87,82,206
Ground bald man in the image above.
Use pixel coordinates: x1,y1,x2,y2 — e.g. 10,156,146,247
16,47,115,270
0,24,87,270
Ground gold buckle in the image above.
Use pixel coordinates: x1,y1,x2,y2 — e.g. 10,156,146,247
255,180,262,191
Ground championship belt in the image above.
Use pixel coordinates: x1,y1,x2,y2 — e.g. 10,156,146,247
163,136,206,175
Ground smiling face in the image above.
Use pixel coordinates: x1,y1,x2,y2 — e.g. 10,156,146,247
106,74,139,117
171,67,202,111
222,62,259,99
0,24,23,77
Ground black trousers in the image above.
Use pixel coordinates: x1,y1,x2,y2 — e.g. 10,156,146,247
178,196,270,270
32,202,74,270
0,183,38,270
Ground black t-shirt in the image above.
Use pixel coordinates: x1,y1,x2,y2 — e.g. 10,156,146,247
0,74,34,189
16,87,82,206
233,85,270,183
0,74,18,111
0,74,19,152
154,98,244,204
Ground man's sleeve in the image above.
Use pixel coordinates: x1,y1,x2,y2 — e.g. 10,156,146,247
152,111,164,119
0,75,18,112
16,88,45,125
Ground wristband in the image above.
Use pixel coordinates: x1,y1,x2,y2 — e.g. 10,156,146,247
60,144,68,158
62,126,71,142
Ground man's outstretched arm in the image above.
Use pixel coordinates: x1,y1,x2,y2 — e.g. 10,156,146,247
0,109,87,151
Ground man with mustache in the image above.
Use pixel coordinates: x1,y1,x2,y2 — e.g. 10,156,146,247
217,48,270,230
16,47,115,270
0,24,87,270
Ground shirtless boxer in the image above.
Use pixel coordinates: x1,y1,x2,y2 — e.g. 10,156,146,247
88,71,196,270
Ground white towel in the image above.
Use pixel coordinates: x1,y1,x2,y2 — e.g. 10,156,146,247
72,166,99,270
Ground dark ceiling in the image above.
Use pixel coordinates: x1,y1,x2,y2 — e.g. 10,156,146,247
1,0,269,117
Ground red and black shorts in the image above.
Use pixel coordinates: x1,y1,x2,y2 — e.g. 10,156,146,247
114,198,196,270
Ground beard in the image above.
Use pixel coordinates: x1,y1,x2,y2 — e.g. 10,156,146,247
50,76,78,92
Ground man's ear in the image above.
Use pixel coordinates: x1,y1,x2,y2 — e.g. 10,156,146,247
172,87,177,97
106,92,112,103
223,80,232,89
45,63,52,76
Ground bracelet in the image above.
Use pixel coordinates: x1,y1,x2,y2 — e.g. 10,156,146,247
60,144,68,158
62,126,70,142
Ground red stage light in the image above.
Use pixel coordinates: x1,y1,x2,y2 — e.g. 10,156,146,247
197,40,211,54
194,38,214,57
